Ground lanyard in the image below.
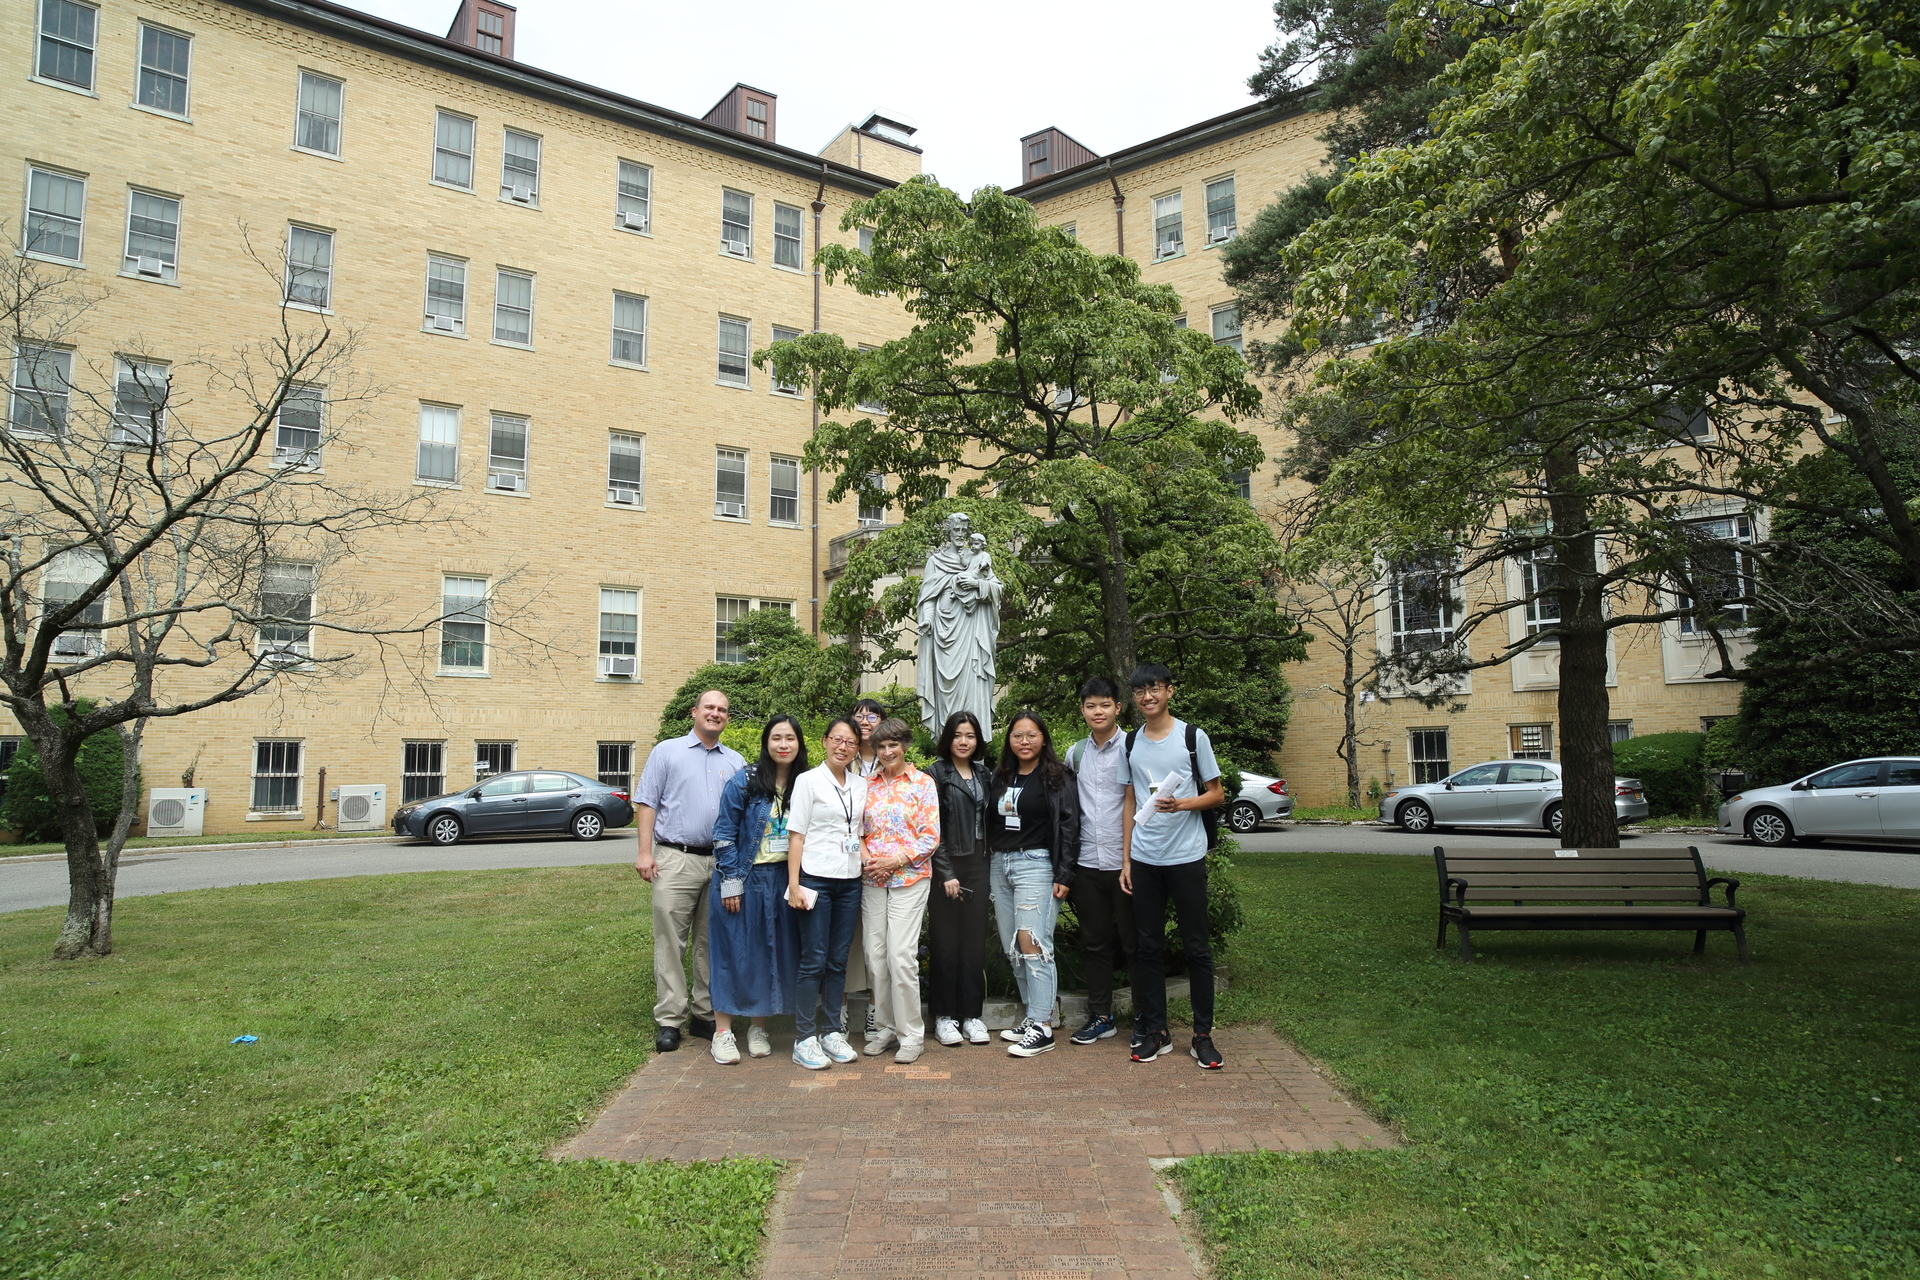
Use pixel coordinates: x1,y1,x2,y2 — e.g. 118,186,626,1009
831,776,853,833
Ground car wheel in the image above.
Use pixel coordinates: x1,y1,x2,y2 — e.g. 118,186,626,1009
1746,808,1793,847
1398,800,1434,833
427,814,463,847
1544,804,1564,837
571,809,604,841
1226,800,1262,834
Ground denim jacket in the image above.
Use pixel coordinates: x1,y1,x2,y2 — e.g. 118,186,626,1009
711,767,783,898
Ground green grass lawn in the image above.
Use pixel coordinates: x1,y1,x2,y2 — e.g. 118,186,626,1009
1181,851,1919,1279
0,867,774,1280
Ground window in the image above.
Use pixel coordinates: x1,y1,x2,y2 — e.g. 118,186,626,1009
1205,176,1236,243
717,316,750,386
274,383,323,470
251,740,302,813
475,741,513,778
10,345,72,436
770,325,802,394
500,129,540,203
112,358,167,446
714,596,789,662
122,189,179,281
416,403,460,483
1510,724,1554,760
1608,721,1633,744
433,111,475,188
136,24,190,116
1227,470,1251,501
493,269,533,345
1026,137,1050,181
487,413,528,491
615,160,651,231
37,0,96,89
258,560,315,658
423,254,465,333
715,447,748,518
24,168,84,262
1519,541,1560,638
1059,223,1077,240
441,576,487,669
1677,514,1755,633
607,431,644,505
1409,729,1450,784
1389,555,1456,653
44,548,104,658
858,472,887,527
743,96,768,138
774,203,803,269
473,7,504,54
402,741,445,803
721,190,752,256
610,292,647,366
285,225,332,309
1153,192,1183,258
1211,306,1242,355
597,742,633,792
858,226,874,254
295,71,343,155
598,588,638,677
770,455,800,524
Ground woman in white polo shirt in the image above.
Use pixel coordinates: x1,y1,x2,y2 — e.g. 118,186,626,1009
785,716,869,1071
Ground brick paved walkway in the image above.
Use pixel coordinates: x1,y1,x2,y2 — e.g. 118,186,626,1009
562,1026,1394,1279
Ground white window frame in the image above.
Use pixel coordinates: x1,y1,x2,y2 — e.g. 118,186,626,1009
293,69,344,157
121,187,180,282
1677,513,1756,634
416,402,460,485
256,560,316,660
9,343,73,438
499,128,541,205
273,382,324,471
284,224,333,311
615,159,651,233
402,740,445,803
1388,555,1458,655
440,575,489,673
36,0,98,92
1204,175,1236,244
1211,305,1242,355
770,325,802,395
112,357,168,446
1153,191,1183,259
597,587,639,678
714,596,791,663
134,22,191,119
769,454,800,525
610,292,647,368
715,447,748,520
492,268,533,347
1409,728,1450,784
773,202,803,270
720,189,752,258
486,413,529,494
43,547,105,660
717,315,750,387
474,740,514,778
1519,540,1561,640
432,110,476,190
423,253,466,335
23,166,86,264
858,472,887,527
250,739,303,815
606,431,644,506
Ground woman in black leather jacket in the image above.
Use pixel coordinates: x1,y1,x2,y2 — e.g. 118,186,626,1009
926,711,994,1046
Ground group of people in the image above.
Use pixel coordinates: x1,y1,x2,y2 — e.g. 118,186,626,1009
630,665,1227,1071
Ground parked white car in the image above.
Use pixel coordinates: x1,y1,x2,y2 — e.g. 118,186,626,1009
1226,771,1293,833
1718,757,1920,846
1380,759,1650,837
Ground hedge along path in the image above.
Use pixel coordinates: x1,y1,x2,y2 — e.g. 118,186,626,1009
562,1026,1393,1280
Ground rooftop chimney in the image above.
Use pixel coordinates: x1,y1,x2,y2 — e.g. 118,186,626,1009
447,0,516,59
703,84,778,144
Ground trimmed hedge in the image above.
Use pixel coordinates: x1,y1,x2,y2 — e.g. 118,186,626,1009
1,702,141,843
1612,731,1706,818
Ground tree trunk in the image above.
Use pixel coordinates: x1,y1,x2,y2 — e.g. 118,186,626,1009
42,723,114,959
1544,449,1618,849
1341,641,1362,808
1096,503,1138,684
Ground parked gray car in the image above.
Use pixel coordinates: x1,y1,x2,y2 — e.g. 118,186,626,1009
1717,757,1920,846
392,770,634,845
1380,759,1649,836
1226,771,1294,833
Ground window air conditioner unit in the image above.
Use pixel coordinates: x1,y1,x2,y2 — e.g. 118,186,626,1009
52,633,97,657
489,472,522,491
146,787,207,838
510,182,533,203
605,656,637,677
1209,226,1234,243
430,314,456,332
137,254,165,276
274,446,319,471
723,239,748,256
716,501,745,518
1159,242,1183,257
618,212,647,230
261,645,307,666
333,783,387,832
608,489,638,505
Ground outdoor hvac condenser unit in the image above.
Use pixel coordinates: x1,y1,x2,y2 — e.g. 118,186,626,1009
334,784,387,832
146,788,207,838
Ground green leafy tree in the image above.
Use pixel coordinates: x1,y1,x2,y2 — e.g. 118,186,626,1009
655,609,857,743
1,700,141,842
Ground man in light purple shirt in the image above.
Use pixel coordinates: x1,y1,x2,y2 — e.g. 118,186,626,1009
633,690,744,1053
1062,676,1135,1046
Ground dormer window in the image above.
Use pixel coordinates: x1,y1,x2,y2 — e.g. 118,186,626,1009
1027,138,1050,181
474,8,504,53
744,98,768,139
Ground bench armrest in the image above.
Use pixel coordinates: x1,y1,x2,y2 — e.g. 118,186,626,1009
1705,876,1740,907
1444,876,1469,908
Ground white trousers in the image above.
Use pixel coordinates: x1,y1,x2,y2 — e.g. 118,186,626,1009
861,877,930,1046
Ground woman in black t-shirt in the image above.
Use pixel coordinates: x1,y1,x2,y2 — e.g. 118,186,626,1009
985,710,1082,1059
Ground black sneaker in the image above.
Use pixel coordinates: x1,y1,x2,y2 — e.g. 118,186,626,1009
1071,1014,1117,1046
1130,1029,1172,1063
1008,1023,1056,1057
1000,1016,1035,1043
1190,1033,1223,1070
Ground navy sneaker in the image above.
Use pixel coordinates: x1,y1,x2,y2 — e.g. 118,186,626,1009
1071,1014,1117,1046
1190,1033,1224,1070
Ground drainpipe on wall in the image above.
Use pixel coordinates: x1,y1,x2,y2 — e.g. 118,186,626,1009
1105,158,1125,255
810,164,828,637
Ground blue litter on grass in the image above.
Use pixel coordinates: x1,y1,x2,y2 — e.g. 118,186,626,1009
230,1035,258,1044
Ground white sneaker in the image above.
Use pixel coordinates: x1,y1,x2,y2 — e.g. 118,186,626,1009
710,1029,741,1065
792,1036,830,1071
934,1017,963,1046
820,1030,860,1064
747,1026,772,1058
894,1041,924,1064
962,1018,991,1044
863,1030,898,1057
1000,1017,1034,1043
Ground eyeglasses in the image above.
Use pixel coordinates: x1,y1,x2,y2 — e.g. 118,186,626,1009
1134,683,1171,695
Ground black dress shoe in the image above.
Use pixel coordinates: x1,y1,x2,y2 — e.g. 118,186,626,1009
654,1025,682,1053
688,1016,716,1041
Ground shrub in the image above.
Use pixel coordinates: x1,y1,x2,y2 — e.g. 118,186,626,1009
1612,731,1706,818
1,702,142,843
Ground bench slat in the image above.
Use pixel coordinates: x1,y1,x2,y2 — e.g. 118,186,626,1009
1441,847,1700,859
1461,905,1739,918
1445,860,1701,874
1448,870,1704,883
1457,887,1703,902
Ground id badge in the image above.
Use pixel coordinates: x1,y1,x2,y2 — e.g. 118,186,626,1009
841,834,861,857
767,816,789,854
1000,787,1022,831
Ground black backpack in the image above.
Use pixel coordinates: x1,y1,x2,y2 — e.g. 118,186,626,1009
1122,722,1219,852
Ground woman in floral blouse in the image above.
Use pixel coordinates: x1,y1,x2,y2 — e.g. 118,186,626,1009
858,717,941,1064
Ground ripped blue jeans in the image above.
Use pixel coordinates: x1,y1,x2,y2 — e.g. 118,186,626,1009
990,848,1061,1024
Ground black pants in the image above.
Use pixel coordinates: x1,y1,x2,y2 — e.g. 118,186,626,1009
1131,858,1213,1036
1069,866,1134,1018
926,854,991,1021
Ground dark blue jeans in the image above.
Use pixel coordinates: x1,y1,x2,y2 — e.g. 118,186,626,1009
793,872,863,1039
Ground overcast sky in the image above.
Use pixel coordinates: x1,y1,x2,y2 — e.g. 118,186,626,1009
354,0,1283,195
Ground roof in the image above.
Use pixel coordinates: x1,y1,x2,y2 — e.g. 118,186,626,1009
1007,94,1320,200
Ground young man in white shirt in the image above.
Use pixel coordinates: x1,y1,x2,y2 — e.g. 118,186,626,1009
1062,676,1135,1046
1121,663,1226,1069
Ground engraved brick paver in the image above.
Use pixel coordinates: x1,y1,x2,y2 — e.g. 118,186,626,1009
560,1027,1393,1278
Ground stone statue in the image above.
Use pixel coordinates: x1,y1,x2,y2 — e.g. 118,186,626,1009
916,512,1003,741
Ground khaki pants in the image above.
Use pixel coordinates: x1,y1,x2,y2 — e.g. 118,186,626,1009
862,877,930,1046
649,843,712,1027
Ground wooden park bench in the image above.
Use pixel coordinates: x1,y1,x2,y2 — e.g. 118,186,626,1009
1434,845,1748,963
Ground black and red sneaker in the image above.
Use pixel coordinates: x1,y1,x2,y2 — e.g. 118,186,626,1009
1130,1029,1173,1063
1190,1033,1224,1070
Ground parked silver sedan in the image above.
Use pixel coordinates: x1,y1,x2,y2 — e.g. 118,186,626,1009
1226,771,1294,833
1380,759,1650,837
1718,757,1920,846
